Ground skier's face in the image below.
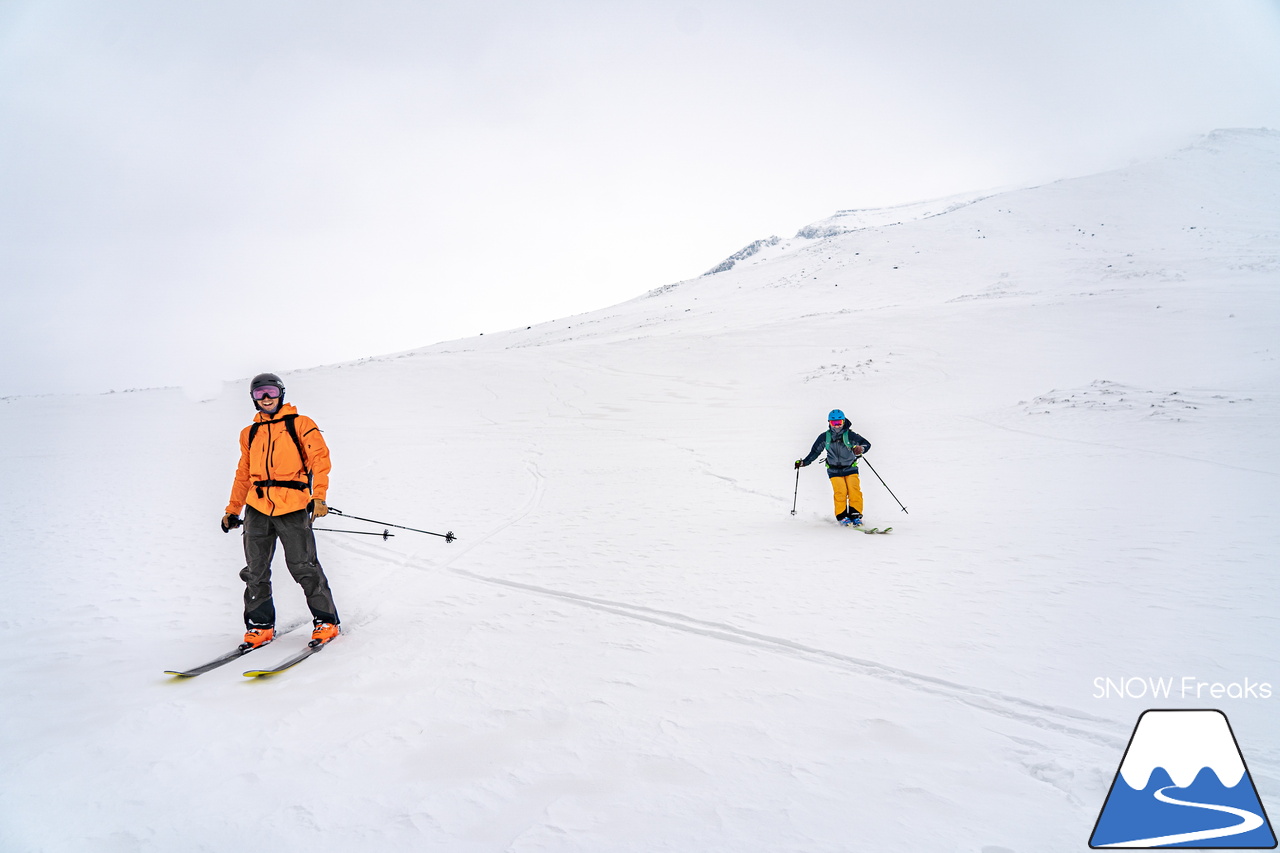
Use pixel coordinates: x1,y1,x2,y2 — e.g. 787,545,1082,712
828,419,842,429
251,385,282,414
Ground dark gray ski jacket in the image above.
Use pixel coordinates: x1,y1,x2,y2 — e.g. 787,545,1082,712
800,420,871,478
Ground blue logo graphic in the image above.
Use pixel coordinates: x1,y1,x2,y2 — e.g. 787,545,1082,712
1091,709,1276,848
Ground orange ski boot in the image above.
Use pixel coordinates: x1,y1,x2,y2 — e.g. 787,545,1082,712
241,627,275,650
310,622,339,646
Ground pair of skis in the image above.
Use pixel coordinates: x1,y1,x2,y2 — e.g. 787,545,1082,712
165,625,331,678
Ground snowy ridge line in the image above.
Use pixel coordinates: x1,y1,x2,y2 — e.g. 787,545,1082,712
794,191,998,238
444,565,1124,749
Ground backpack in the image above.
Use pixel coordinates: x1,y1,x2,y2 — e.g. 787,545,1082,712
824,429,857,453
823,428,860,469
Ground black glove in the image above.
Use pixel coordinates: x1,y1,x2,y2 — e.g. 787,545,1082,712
853,446,865,456
794,459,804,469
221,512,242,533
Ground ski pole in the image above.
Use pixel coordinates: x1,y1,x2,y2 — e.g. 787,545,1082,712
314,527,395,540
858,455,908,514
328,508,456,542
790,466,800,515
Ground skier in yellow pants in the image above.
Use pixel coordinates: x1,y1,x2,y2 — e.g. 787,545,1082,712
795,408,872,526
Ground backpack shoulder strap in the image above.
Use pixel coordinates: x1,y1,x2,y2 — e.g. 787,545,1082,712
282,415,309,469
283,415,313,493
246,415,308,469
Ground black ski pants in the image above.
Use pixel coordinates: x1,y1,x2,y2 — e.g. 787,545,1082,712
240,506,339,629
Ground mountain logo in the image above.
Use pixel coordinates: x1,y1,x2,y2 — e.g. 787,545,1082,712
1091,709,1276,848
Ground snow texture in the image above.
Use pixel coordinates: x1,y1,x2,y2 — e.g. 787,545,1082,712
2,128,1279,852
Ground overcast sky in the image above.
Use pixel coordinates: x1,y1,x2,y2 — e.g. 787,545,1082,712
3,0,1279,398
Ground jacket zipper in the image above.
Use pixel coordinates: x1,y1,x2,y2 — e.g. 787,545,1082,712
265,418,277,515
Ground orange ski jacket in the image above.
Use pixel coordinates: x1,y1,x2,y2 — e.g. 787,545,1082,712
225,403,331,517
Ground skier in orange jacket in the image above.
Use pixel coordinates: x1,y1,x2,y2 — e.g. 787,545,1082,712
221,373,340,649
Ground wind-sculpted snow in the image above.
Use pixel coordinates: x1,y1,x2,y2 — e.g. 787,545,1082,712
701,235,783,275
1021,380,1256,421
2,130,1280,852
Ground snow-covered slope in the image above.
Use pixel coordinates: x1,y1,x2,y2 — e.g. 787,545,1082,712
2,128,1278,852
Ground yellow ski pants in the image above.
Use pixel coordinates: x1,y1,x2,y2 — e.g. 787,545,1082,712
830,473,863,518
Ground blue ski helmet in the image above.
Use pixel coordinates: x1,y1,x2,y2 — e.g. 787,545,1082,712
827,409,845,421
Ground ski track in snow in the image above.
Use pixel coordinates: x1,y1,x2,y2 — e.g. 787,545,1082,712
445,565,1125,749
332,459,1127,754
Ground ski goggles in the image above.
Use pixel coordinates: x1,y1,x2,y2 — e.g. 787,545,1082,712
251,386,282,401
828,419,843,426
